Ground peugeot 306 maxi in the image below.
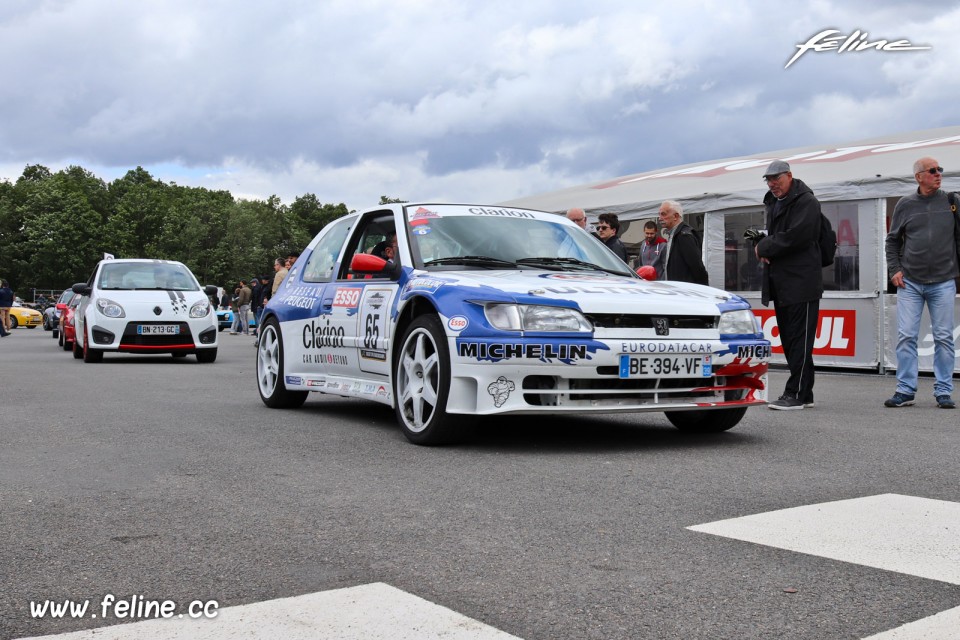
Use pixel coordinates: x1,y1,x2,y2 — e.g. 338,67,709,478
256,204,770,445
72,258,219,363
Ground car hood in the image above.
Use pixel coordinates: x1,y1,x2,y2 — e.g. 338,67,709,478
405,270,745,315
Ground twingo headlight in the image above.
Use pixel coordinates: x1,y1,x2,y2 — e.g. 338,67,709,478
96,298,125,318
189,300,211,318
483,303,592,332
719,309,759,336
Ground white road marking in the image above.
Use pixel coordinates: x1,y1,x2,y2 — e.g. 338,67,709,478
17,582,523,640
688,493,960,584
688,493,960,639
860,606,960,639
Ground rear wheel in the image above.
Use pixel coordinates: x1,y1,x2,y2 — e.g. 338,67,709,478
72,334,83,358
665,407,747,433
82,327,103,363
393,315,471,445
196,348,217,363
257,318,307,408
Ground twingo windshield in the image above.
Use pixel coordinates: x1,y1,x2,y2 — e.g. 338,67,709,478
405,207,634,275
98,262,199,291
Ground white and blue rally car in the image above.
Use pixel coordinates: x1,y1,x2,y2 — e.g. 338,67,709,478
256,203,770,445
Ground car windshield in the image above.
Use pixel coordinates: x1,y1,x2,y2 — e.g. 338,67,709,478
98,263,199,291
405,210,634,276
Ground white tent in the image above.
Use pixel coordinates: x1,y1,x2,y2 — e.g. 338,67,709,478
502,125,960,217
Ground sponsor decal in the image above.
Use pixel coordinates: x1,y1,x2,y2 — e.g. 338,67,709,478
351,381,362,393
487,376,516,408
448,315,468,332
620,341,714,354
409,207,441,226
541,273,626,282
786,29,931,69
542,284,708,298
324,353,349,366
413,227,432,235
284,266,299,289
376,385,389,398
360,349,387,361
285,376,303,386
307,379,325,387
403,277,447,294
277,285,323,310
467,207,535,219
363,383,377,395
367,292,386,310
736,344,772,360
333,287,362,308
754,309,856,357
303,317,346,349
458,342,588,362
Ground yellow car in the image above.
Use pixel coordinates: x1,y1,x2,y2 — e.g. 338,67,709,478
9,303,43,329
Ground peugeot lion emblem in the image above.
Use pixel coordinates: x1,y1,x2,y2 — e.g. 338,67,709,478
654,317,670,336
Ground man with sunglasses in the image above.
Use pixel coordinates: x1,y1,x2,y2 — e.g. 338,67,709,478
883,157,959,409
595,213,628,262
754,160,823,410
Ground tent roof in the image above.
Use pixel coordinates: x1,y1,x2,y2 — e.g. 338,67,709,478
501,125,960,219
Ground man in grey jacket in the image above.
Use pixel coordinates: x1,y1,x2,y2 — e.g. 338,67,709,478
883,157,960,409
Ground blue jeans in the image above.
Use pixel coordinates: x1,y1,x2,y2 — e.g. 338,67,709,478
895,277,956,397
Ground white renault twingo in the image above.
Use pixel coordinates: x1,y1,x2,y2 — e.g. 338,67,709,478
72,258,219,363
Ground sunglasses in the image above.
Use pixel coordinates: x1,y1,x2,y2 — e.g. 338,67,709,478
595,225,611,231
922,167,945,175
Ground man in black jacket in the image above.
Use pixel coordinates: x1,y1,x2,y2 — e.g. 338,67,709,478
755,160,823,410
658,200,708,285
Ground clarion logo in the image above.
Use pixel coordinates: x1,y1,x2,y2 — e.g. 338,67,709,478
785,29,931,69
754,309,856,357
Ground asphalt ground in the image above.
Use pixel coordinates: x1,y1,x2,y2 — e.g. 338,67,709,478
1,326,959,639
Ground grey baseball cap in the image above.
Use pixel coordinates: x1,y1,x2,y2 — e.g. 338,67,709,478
762,160,791,178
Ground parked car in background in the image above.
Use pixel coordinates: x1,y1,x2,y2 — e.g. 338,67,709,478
60,292,82,353
9,302,43,329
216,309,258,332
44,290,73,334
255,202,771,445
72,258,219,363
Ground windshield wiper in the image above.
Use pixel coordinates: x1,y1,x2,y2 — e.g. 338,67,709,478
424,256,519,268
516,257,630,276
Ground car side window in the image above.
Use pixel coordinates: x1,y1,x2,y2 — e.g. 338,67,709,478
341,213,396,280
303,217,354,283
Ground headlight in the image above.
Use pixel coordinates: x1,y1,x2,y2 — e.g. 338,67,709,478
718,309,759,336
190,300,211,318
96,298,125,318
483,303,592,332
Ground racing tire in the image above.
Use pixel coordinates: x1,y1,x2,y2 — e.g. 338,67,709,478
82,327,103,363
393,314,472,445
665,407,747,433
196,348,217,363
257,318,307,408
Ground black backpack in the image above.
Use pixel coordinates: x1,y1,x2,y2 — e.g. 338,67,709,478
818,212,837,267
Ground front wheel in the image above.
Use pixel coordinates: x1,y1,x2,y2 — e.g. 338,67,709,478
393,315,471,445
665,407,747,433
257,318,307,408
82,327,103,363
196,348,217,363
9,316,17,329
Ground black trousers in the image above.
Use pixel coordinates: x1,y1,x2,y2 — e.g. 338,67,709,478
773,299,819,403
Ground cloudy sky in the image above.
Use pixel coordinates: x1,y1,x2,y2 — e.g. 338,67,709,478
1,0,957,211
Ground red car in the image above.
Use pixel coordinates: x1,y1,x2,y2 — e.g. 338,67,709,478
57,293,81,353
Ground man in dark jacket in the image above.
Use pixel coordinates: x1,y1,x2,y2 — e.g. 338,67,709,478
658,200,708,285
755,160,823,410
596,213,628,262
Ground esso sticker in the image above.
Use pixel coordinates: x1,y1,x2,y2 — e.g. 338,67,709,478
448,315,468,332
333,288,361,307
